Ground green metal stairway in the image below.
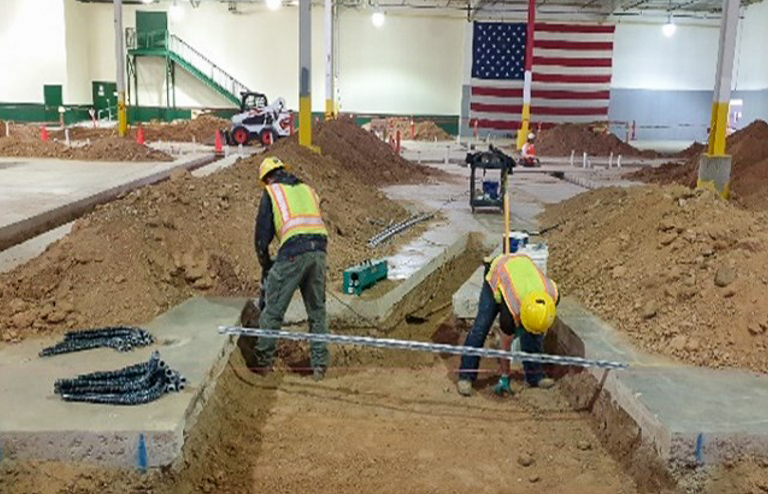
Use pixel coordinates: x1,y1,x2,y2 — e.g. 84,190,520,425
125,28,248,107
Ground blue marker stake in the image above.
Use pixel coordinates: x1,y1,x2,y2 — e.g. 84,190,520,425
694,433,704,464
137,433,148,473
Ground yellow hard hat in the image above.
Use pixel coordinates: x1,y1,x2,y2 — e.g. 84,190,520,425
259,156,285,182
520,291,556,335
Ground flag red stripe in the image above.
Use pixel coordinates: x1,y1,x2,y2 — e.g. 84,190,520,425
533,56,613,68
473,120,557,131
472,87,523,98
533,73,612,84
535,23,615,34
534,40,614,51
471,87,611,100
471,103,608,116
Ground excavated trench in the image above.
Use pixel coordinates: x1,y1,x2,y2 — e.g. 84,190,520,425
0,235,690,494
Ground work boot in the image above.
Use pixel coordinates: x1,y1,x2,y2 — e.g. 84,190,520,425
312,367,326,382
457,379,473,397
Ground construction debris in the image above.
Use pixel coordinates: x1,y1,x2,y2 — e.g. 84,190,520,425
535,123,660,158
542,184,768,373
0,121,429,343
366,117,452,141
629,120,768,211
0,135,173,161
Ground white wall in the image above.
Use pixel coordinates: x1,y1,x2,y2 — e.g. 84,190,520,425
337,10,464,114
79,2,463,114
63,0,91,104
612,21,720,91
735,1,768,90
0,0,67,102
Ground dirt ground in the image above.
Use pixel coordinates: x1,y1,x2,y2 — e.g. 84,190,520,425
535,123,661,158
542,184,768,373
0,121,438,344
629,120,768,211
0,248,645,494
366,117,452,141
0,135,172,161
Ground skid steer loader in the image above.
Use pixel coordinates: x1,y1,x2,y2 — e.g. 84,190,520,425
225,92,292,146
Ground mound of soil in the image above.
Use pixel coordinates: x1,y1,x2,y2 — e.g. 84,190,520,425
0,135,172,162
536,123,659,158
368,117,452,141
629,120,768,211
0,131,425,343
314,117,440,185
542,184,768,373
51,114,230,144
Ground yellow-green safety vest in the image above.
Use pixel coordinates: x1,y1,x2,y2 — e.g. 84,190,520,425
485,254,559,324
265,183,328,246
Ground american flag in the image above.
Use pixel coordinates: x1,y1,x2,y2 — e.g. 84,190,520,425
469,22,616,131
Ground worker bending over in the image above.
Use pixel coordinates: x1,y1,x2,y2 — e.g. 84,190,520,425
254,157,329,381
457,253,559,397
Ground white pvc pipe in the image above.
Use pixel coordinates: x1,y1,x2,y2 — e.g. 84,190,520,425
570,150,575,167
609,152,613,168
617,155,622,168
582,152,587,168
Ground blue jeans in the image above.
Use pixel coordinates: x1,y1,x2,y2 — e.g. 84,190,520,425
458,281,545,386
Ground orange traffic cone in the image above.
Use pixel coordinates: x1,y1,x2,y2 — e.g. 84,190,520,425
40,126,48,142
136,126,145,145
214,130,224,155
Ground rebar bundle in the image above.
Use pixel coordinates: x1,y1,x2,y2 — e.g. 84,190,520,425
54,351,186,405
40,326,154,357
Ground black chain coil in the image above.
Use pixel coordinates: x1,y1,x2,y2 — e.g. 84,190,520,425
40,327,154,357
55,351,186,406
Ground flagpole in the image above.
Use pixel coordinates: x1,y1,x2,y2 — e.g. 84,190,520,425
516,0,536,150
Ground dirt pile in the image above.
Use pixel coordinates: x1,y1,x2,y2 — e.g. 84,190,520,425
629,120,768,210
0,135,172,161
368,117,452,141
42,114,229,143
313,116,441,185
0,134,424,343
542,184,768,373
536,123,659,158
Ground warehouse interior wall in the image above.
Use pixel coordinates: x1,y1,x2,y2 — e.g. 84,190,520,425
1,0,766,135
72,2,462,115
63,0,91,104
0,0,68,103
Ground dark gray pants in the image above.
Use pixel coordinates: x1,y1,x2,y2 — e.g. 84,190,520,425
255,251,328,369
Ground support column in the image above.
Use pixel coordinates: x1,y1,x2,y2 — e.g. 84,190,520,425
114,0,128,136
698,0,740,198
299,0,314,148
516,0,535,150
325,0,335,118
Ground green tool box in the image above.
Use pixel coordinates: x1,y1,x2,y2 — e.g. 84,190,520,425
342,259,388,295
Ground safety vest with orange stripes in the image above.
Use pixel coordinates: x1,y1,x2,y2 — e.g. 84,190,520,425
265,182,328,247
485,254,558,324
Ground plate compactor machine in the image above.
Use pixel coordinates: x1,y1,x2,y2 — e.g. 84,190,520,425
225,92,292,146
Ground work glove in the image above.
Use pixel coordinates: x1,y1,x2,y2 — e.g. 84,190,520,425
493,375,511,396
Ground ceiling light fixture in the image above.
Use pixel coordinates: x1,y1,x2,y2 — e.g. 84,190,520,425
266,0,282,10
371,10,385,28
662,16,677,37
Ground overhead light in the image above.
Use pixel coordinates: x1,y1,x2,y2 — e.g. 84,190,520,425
141,0,154,4
265,0,282,10
169,1,185,22
371,10,385,28
662,14,676,37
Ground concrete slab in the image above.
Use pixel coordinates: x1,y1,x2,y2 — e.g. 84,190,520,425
553,298,768,466
0,154,214,250
0,297,244,467
0,222,73,273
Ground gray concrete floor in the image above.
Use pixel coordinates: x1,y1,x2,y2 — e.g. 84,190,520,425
0,297,244,467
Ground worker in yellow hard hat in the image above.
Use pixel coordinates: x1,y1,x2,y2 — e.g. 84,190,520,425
457,252,560,397
254,156,330,381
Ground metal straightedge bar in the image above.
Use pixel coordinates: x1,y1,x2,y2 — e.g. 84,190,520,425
368,213,434,248
219,327,629,370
